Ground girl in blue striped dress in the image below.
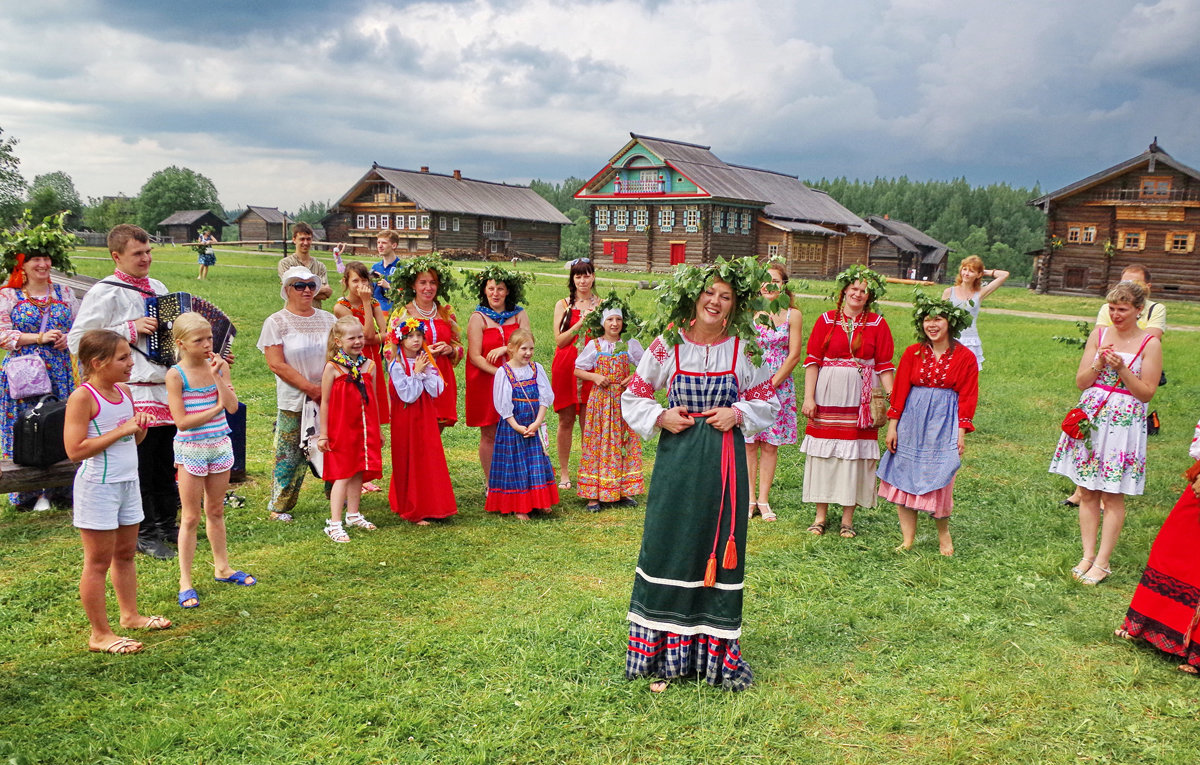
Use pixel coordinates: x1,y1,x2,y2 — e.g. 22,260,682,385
166,313,254,610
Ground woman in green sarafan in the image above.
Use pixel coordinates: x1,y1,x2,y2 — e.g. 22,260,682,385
620,258,782,692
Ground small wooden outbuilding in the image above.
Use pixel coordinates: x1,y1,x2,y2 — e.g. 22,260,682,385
157,210,227,243
866,215,950,281
1030,140,1200,298
235,206,293,243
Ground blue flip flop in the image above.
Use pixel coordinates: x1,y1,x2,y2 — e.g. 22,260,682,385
214,571,257,586
178,588,200,609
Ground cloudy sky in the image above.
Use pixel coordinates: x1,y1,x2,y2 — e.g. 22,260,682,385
3,0,1198,214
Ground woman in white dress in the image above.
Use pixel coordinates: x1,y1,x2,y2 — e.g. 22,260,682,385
941,255,1008,370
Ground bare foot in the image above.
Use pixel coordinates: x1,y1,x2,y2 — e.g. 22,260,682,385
515,513,531,521
649,680,668,693
415,520,431,526
939,544,954,557
895,542,913,552
1179,664,1198,675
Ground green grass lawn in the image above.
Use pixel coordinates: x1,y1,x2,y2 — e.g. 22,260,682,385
2,247,1200,764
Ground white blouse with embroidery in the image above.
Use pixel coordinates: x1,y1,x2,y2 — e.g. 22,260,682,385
491,362,553,419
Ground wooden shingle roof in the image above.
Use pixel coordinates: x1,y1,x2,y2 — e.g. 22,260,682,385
1030,141,1200,210
235,206,292,224
338,166,571,226
158,209,224,227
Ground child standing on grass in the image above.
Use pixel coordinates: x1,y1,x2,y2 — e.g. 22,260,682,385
486,329,558,520
333,260,390,428
318,316,383,542
166,313,253,610
64,330,171,654
387,318,457,525
574,303,644,512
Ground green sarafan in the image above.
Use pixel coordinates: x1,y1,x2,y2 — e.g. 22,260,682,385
459,263,535,307
0,209,79,279
640,256,790,363
387,252,461,305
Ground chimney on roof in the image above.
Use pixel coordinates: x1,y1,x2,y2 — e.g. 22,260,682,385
420,166,429,173
453,169,462,181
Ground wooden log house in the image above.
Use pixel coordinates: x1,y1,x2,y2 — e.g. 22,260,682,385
573,133,879,276
234,205,293,243
323,164,571,259
866,215,950,281
156,209,227,242
1030,140,1200,298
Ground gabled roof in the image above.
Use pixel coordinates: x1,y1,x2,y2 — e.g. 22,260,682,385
866,215,949,263
1030,140,1200,209
158,209,224,227
235,206,292,224
732,165,880,235
337,165,571,225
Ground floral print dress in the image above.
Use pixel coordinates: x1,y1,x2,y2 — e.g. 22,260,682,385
745,319,797,446
1049,339,1150,495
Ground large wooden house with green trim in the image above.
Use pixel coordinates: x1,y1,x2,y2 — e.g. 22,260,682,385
574,134,880,276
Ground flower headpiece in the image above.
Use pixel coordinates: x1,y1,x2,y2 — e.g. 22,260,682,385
388,253,460,306
399,317,428,337
832,264,887,313
911,291,973,341
641,256,788,362
461,264,534,308
0,210,79,289
580,290,643,340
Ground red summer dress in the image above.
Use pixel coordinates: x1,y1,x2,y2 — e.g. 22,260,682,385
322,370,383,482
337,297,390,420
550,306,593,414
465,320,521,427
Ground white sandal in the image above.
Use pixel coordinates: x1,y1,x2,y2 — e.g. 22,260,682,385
324,521,350,543
345,513,377,530
747,501,759,519
759,502,777,522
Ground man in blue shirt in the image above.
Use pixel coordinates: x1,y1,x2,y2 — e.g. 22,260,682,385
371,230,402,315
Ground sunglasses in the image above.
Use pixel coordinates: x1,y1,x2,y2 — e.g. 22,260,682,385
290,281,318,292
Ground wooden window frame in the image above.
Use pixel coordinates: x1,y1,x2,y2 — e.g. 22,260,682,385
482,219,496,234
1066,226,1081,244
767,243,780,258
1082,226,1096,244
355,214,366,229
1117,229,1146,251
1166,231,1196,254
452,217,460,232
439,216,448,231
1139,176,1172,199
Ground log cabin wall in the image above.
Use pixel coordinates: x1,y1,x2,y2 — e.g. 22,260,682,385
508,220,561,258
324,213,352,244
868,237,903,277
431,214,480,252
787,234,829,279
238,216,268,242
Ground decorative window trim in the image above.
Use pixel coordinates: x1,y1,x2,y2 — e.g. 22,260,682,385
1116,229,1146,251
595,208,610,227
1139,176,1172,199
712,209,724,233
379,215,390,229
633,208,648,231
767,243,780,258
1082,226,1096,244
482,219,496,234
408,215,418,230
452,217,460,232
420,215,430,230
439,216,448,231
1166,231,1196,253
683,207,700,232
368,214,378,229
355,214,366,229
614,208,629,232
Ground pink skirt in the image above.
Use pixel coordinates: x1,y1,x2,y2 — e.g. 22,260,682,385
878,476,955,519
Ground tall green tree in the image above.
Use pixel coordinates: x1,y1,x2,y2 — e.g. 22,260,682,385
0,126,26,226
83,195,137,232
294,200,330,225
27,171,83,227
136,166,221,233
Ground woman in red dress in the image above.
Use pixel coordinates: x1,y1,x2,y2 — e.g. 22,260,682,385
1115,417,1200,675
465,266,532,483
550,258,599,489
385,255,463,428
333,262,390,424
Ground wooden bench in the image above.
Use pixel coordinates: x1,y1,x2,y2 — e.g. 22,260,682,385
0,459,78,493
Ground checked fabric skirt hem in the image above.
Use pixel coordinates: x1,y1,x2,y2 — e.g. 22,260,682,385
625,623,753,692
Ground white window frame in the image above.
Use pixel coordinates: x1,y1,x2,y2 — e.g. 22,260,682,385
1067,226,1081,244
482,219,496,234
379,215,390,229
420,215,430,230
452,217,460,232
740,211,751,234
368,214,378,229
439,216,448,231
633,208,648,231
355,214,366,229
767,243,779,258
658,208,674,232
1082,226,1096,244
408,215,418,230
684,207,699,232
712,209,723,233
489,240,501,253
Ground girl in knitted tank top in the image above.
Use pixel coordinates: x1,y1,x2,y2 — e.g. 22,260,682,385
64,330,169,655
166,313,253,610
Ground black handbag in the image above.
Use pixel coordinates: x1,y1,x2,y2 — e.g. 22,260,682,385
12,395,69,468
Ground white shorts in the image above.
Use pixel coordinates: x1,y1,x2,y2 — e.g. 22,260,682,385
72,475,144,531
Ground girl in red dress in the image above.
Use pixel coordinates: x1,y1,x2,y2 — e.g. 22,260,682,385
550,258,599,489
387,318,457,525
318,317,383,543
464,267,532,483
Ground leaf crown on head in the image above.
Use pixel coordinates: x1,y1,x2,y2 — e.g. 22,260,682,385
911,291,973,341
640,256,789,362
832,264,887,312
0,210,79,278
461,264,533,307
388,253,460,306
580,290,643,340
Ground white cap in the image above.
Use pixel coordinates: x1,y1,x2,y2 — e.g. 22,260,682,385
602,307,623,322
280,266,318,299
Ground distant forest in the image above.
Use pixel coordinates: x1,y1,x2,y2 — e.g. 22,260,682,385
530,176,1047,282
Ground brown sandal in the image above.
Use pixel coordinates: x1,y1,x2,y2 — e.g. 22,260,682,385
839,524,857,538
806,522,826,536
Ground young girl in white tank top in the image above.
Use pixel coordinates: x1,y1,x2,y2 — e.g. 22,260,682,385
63,330,168,655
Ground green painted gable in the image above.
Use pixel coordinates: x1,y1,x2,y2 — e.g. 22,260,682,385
592,140,702,196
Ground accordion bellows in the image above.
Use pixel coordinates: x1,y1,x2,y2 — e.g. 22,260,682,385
145,292,236,365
